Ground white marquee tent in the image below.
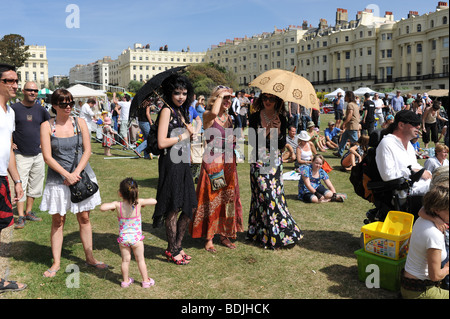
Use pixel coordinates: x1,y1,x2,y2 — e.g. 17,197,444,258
324,88,345,99
67,84,107,98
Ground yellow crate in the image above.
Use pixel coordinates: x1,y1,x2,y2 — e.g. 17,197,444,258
361,211,414,260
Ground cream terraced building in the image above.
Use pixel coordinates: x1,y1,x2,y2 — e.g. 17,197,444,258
108,43,206,90
206,2,449,93
16,45,49,90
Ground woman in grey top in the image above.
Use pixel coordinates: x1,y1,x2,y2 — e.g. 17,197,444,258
40,89,105,278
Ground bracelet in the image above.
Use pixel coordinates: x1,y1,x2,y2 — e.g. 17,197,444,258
177,134,183,142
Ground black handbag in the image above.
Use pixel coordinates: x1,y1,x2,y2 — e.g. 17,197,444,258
69,118,99,203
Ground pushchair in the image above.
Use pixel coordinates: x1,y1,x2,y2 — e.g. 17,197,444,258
350,130,425,225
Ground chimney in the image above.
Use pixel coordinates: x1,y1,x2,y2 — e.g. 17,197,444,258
302,20,308,30
336,8,348,25
437,1,448,9
408,11,419,18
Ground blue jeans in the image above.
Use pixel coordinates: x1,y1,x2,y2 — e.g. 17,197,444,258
135,121,151,158
337,129,358,156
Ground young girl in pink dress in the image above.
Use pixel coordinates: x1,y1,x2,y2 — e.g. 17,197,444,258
100,177,157,288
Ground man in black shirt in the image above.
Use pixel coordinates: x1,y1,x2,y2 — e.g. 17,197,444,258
362,93,376,136
11,81,50,228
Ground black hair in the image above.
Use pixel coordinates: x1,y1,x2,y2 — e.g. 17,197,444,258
161,74,193,123
0,63,16,78
50,88,74,113
119,177,139,206
252,93,285,115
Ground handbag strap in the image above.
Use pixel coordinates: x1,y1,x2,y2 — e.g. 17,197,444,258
69,117,81,173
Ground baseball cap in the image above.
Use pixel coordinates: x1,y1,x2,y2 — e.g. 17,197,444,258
394,110,421,126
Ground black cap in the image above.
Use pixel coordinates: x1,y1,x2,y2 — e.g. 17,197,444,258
395,110,421,126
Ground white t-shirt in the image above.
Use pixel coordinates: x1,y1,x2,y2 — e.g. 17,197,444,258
375,133,430,197
374,99,384,114
0,105,15,176
118,101,131,122
80,103,95,129
405,218,447,281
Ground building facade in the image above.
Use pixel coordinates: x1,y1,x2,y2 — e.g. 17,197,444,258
206,2,449,93
69,44,206,91
16,45,49,89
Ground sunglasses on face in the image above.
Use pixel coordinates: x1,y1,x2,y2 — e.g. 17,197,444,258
1,78,19,85
58,101,75,108
261,95,277,103
24,88,39,93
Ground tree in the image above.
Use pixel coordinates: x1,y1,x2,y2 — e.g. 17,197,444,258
185,63,238,97
128,80,144,93
0,34,31,69
58,78,70,88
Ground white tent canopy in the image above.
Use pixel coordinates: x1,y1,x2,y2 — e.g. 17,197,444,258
325,88,345,99
67,84,106,98
353,87,385,97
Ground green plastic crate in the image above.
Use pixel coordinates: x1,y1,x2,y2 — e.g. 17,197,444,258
355,249,406,292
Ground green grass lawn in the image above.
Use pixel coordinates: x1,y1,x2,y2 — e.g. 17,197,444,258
3,113,420,300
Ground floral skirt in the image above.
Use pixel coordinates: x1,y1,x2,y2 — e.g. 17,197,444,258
247,155,303,248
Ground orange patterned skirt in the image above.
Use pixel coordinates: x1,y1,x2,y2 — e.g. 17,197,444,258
190,156,244,240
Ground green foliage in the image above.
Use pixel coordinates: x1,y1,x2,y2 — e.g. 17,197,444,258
185,63,238,97
0,34,31,69
128,80,144,93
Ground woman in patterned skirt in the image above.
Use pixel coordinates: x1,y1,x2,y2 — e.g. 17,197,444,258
190,86,244,252
247,93,303,249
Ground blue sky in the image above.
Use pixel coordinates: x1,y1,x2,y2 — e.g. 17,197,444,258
2,0,441,77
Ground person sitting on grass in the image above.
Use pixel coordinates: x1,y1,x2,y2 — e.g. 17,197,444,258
324,121,340,150
340,135,369,171
297,154,345,203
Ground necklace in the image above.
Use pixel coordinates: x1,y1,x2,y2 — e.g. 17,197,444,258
262,110,277,127
217,113,228,124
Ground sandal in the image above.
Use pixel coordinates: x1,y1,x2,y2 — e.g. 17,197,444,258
85,261,109,269
142,278,155,288
121,277,134,288
220,236,236,249
164,249,189,265
0,279,27,293
43,268,60,278
180,248,192,261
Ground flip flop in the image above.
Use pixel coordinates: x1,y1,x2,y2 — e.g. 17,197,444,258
0,280,27,293
205,245,217,253
85,262,109,269
43,268,60,278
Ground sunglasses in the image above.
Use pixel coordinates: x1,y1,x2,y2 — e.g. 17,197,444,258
24,88,39,93
403,121,421,127
58,101,75,108
261,95,277,103
1,78,19,85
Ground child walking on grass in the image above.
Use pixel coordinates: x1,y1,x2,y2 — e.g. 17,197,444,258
100,177,157,288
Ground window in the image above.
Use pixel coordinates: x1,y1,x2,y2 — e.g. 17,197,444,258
381,50,385,58
406,26,410,34
387,49,392,58
444,37,449,48
417,43,422,53
416,62,422,76
443,16,448,24
432,39,437,50
443,57,449,73
407,45,411,54
345,52,350,59
367,48,372,55
417,24,422,32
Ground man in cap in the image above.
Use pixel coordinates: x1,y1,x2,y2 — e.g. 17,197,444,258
375,110,432,202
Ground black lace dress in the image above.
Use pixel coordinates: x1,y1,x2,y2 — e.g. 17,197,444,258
153,105,197,226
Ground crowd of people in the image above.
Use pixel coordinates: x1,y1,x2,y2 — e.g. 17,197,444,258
0,62,448,298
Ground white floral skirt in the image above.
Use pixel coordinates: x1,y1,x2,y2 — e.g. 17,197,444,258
39,178,101,215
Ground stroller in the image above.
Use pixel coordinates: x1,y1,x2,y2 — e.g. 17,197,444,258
350,130,425,225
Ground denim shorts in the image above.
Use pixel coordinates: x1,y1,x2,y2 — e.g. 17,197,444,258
302,185,331,203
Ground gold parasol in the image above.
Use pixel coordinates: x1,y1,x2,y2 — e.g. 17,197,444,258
249,69,319,110
426,89,449,97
